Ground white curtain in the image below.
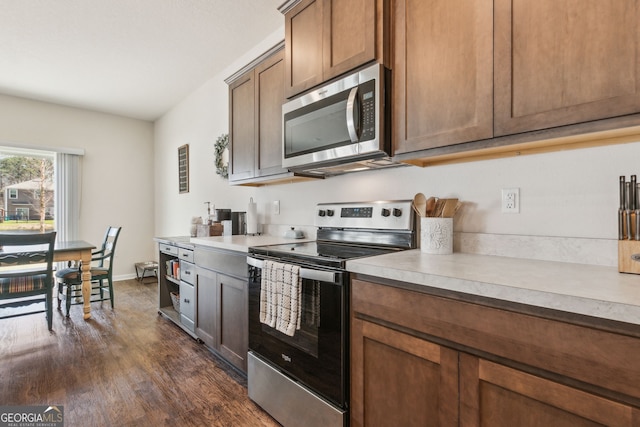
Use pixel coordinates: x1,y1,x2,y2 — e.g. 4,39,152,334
55,153,82,242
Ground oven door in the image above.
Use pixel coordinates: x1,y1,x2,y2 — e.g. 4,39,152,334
247,255,347,408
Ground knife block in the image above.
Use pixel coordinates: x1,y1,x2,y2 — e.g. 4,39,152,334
619,212,640,274
196,223,223,237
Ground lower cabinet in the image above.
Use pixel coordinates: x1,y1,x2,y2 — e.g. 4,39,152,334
194,247,248,373
216,273,248,371
350,278,640,426
194,266,216,348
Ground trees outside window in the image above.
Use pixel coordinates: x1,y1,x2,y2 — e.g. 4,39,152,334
0,154,55,232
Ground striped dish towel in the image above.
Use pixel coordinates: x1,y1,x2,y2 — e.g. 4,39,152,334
259,260,301,337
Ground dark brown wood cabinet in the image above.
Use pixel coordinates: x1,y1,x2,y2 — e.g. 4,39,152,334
351,278,640,426
392,0,493,155
494,0,640,137
194,247,249,373
216,273,248,371
228,69,256,182
194,265,216,348
255,51,287,177
283,0,382,98
393,0,640,164
227,46,289,184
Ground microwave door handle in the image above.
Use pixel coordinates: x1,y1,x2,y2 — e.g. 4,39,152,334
346,87,359,143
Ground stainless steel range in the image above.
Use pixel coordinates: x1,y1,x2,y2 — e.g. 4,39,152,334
247,200,416,427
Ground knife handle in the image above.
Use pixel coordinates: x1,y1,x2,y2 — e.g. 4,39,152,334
620,176,626,210
631,175,637,210
619,209,626,240
636,209,640,241
627,210,633,240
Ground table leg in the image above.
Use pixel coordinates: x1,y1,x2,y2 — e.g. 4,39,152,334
80,249,92,320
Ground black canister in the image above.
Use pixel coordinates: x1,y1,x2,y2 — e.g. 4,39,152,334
231,211,246,235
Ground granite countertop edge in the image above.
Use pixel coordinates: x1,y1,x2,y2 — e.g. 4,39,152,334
347,250,640,327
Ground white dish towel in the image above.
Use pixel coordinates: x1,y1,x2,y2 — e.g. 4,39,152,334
259,260,302,337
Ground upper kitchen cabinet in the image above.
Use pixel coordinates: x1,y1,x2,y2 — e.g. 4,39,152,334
228,68,256,182
281,0,387,98
227,45,291,185
392,0,493,155
494,0,640,137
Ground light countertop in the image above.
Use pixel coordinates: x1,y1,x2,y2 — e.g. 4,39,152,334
347,250,640,326
189,234,311,253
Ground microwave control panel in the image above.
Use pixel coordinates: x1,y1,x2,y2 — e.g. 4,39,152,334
359,79,376,142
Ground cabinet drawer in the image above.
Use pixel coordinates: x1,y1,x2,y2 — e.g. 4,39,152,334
180,282,195,324
178,248,194,263
195,247,247,278
159,244,178,256
180,260,195,285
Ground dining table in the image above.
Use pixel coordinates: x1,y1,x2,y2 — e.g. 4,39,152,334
54,240,96,319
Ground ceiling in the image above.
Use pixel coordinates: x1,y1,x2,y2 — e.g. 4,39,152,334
0,0,284,121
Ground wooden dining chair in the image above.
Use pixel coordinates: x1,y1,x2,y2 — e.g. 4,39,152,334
0,231,57,330
56,226,121,316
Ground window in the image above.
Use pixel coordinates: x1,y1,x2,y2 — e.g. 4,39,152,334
0,148,55,231
0,145,82,241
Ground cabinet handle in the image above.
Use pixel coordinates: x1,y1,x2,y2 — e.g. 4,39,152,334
183,298,190,303
184,270,191,275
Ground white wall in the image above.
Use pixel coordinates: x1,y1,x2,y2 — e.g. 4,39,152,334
154,28,640,266
0,93,155,279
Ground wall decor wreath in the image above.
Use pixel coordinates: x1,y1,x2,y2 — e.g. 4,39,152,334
214,133,229,179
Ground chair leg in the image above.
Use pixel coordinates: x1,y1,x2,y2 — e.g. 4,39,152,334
57,280,63,310
65,283,72,317
108,278,114,308
47,283,53,330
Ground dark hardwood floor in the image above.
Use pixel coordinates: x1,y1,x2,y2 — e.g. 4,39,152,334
0,278,280,427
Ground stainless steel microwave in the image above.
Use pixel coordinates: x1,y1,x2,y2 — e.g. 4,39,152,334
282,62,396,175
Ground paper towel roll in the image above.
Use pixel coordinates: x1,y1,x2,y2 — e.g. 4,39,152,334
246,197,258,235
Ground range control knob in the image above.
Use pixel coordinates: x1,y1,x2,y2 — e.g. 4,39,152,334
381,208,391,217
326,209,335,217
318,209,326,217
393,208,402,217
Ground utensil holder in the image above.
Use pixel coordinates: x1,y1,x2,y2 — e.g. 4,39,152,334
420,217,453,254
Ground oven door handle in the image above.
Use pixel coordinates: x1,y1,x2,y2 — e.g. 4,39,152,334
247,256,340,283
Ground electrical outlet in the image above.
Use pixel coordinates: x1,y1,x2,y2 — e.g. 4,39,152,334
273,200,280,215
501,188,520,213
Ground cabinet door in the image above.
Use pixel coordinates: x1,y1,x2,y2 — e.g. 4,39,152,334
228,69,256,182
460,354,640,426
179,282,195,331
350,318,458,427
216,273,248,372
285,0,324,98
195,267,217,349
494,0,640,136
393,0,493,154
255,49,287,177
322,0,376,81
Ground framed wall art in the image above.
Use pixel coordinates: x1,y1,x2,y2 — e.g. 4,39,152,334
178,144,189,193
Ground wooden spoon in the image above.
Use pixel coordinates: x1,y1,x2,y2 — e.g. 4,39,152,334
412,193,427,217
433,198,446,217
425,197,437,217
441,198,459,218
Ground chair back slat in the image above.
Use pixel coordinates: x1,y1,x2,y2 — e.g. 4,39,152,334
97,226,121,268
0,231,57,330
0,233,56,269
